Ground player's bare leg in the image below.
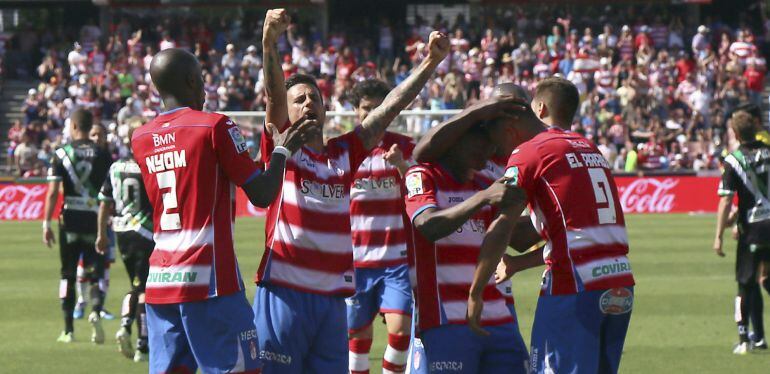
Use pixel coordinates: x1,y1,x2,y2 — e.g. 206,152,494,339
758,260,770,296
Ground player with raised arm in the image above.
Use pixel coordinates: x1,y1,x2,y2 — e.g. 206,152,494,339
347,79,415,374
715,110,770,354
131,48,316,374
403,123,529,374
255,8,448,373
467,95,634,374
95,117,153,362
43,108,112,344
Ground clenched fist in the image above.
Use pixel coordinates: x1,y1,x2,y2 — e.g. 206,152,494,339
263,9,290,44
426,31,450,62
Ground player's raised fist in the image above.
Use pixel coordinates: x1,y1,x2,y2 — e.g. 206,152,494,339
427,31,450,61
263,9,290,43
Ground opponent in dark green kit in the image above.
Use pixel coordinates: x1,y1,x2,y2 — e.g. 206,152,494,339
96,118,154,362
43,108,112,344
715,110,770,354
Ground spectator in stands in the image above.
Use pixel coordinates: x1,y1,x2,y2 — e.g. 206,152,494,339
6,121,23,171
10,4,770,174
14,129,38,177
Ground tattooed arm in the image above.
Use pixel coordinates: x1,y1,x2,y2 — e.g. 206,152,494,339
262,8,290,131
357,31,450,151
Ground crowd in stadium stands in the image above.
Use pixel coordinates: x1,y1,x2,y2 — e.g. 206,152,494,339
5,5,770,176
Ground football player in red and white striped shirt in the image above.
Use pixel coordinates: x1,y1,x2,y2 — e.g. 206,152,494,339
254,9,449,374
347,80,415,374
468,80,635,374
132,48,315,374
404,124,529,374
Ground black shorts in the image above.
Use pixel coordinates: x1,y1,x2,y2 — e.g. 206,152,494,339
59,226,104,281
115,231,153,292
736,239,770,284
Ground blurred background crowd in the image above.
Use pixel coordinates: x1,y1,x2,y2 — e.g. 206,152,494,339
3,1,769,177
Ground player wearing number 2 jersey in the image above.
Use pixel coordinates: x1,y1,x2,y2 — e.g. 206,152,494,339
468,92,634,373
131,48,315,374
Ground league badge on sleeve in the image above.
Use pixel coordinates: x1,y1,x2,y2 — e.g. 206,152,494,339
228,125,249,154
406,172,424,198
504,166,519,187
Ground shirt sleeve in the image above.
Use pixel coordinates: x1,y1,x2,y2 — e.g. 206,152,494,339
403,167,438,223
98,166,114,202
47,148,64,182
504,144,540,194
719,162,739,197
212,116,261,186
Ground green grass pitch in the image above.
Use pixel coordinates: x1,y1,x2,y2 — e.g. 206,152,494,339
1,214,768,373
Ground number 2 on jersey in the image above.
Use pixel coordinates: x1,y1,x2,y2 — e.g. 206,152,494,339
157,170,181,230
588,168,617,224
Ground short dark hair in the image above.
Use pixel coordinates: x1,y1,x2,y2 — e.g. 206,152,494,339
285,73,322,98
534,77,580,125
70,108,93,134
350,79,391,108
732,102,761,120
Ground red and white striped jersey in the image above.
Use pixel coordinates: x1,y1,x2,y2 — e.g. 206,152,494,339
350,132,415,268
404,163,513,333
730,41,757,61
505,127,635,296
131,107,260,304
476,155,515,307
594,69,615,95
256,126,369,296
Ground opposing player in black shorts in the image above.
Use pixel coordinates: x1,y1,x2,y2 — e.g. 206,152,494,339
96,117,153,362
715,110,770,354
43,108,112,344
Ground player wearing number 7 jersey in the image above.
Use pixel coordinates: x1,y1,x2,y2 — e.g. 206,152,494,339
131,48,317,374
467,90,635,374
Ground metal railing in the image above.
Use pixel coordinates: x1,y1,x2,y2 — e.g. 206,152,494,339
219,109,463,140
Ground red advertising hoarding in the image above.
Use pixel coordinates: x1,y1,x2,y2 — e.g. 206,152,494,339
0,175,719,221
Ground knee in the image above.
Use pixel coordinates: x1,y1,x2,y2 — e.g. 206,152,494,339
348,325,373,340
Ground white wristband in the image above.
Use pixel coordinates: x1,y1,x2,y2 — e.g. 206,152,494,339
42,220,51,230
273,146,291,158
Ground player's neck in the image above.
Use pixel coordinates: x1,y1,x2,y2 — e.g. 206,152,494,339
305,135,324,153
440,159,470,184
71,132,89,141
161,96,197,113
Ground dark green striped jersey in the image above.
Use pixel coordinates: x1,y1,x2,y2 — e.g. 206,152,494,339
98,157,153,240
719,141,770,244
47,140,112,233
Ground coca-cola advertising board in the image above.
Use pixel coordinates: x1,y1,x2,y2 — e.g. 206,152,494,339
0,183,61,221
0,182,260,221
1,176,719,221
614,176,720,214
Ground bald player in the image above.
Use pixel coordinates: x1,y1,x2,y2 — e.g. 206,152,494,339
131,48,316,373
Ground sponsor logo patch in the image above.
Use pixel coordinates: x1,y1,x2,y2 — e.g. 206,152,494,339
504,166,519,186
406,173,424,197
599,287,633,315
228,125,248,154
